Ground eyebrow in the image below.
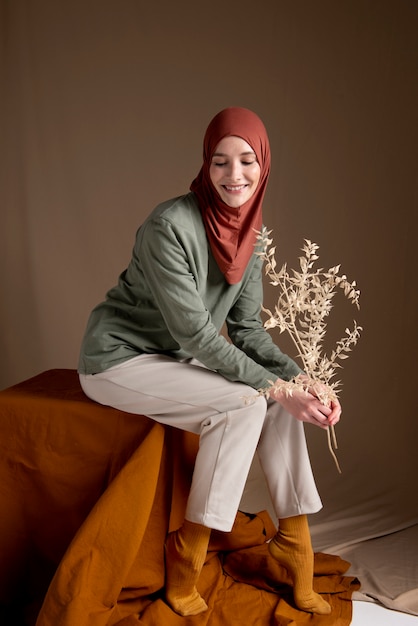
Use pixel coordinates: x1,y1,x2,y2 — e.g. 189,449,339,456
212,151,256,157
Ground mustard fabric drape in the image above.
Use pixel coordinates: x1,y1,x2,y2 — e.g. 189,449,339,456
0,369,359,625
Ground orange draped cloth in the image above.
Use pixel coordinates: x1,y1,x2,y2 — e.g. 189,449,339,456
0,369,359,625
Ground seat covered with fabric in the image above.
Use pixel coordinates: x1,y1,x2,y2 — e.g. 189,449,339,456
0,369,359,626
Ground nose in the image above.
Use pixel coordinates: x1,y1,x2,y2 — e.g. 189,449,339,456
228,159,243,181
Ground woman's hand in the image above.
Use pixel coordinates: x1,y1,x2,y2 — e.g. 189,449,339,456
271,377,342,430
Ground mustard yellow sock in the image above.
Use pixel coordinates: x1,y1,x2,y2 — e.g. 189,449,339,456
268,515,331,615
165,519,211,616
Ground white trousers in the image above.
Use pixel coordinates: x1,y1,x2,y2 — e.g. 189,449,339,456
79,354,322,532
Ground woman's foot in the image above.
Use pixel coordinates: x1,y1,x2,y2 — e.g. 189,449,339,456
165,520,211,616
269,515,331,615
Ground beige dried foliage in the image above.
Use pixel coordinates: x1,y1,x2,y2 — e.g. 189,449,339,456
255,228,363,473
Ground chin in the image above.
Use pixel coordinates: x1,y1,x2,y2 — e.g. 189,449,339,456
221,193,251,208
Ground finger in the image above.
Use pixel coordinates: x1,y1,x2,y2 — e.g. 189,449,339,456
316,402,332,417
331,399,342,411
312,408,331,426
328,406,342,426
311,416,330,430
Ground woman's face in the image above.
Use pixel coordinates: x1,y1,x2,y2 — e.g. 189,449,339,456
209,136,261,208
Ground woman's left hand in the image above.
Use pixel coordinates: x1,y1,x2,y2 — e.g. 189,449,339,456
304,378,342,427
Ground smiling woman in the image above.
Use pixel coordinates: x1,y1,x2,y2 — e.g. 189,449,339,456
78,107,340,617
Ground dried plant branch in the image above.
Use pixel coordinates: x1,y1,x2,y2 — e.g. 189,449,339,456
255,228,363,473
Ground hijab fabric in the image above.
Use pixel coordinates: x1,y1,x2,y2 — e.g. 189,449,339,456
190,107,271,284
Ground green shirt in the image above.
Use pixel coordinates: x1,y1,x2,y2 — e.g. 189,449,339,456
78,192,302,389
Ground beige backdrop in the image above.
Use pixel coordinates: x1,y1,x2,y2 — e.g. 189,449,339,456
1,0,417,545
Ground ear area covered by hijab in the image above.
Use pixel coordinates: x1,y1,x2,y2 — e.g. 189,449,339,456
190,107,271,285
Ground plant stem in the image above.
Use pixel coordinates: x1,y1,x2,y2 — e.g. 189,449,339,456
327,427,342,473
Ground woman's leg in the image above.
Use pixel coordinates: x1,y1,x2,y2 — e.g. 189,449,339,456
81,354,269,616
256,400,322,519
80,354,267,532
256,401,330,614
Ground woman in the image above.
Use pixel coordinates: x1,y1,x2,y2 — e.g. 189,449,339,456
78,107,341,616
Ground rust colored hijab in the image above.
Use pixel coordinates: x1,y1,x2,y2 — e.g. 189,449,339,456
190,107,271,284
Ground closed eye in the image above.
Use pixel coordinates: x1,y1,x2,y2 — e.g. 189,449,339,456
212,160,257,167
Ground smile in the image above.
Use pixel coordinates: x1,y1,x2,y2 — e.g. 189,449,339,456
223,185,247,192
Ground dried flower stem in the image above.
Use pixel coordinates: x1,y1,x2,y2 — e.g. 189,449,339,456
255,228,362,473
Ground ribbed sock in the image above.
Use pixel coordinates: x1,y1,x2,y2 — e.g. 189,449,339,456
165,519,211,616
269,514,331,615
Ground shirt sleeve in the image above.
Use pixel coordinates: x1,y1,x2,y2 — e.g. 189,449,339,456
226,254,303,382
138,217,282,389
